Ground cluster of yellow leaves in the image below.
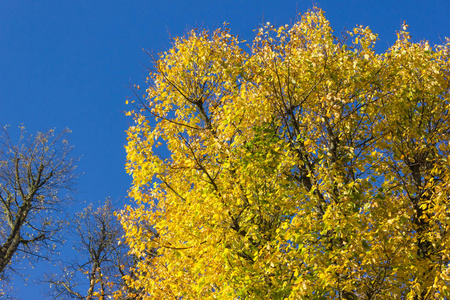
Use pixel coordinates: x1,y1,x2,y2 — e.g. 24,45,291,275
118,8,450,299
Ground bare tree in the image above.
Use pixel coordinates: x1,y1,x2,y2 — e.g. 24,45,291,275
44,199,140,300
0,126,77,290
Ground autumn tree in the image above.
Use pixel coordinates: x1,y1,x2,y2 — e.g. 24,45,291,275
45,199,140,300
119,8,450,299
0,127,77,289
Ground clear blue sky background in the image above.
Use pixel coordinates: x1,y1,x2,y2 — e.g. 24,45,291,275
1,0,449,298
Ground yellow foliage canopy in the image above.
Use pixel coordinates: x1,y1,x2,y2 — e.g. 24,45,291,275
118,8,450,299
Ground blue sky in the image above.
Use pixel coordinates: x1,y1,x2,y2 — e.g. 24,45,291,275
1,0,449,298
